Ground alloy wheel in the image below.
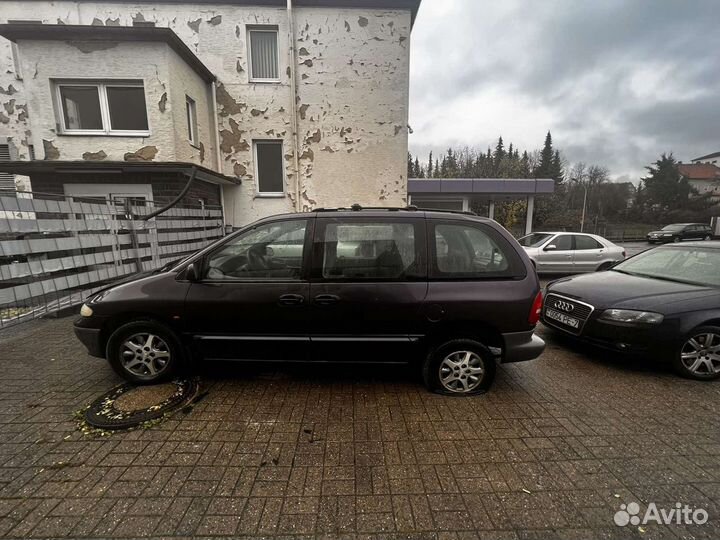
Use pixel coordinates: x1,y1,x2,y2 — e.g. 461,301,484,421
119,333,171,380
680,332,720,376
438,351,485,393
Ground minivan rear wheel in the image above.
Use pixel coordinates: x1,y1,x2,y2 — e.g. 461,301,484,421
423,339,496,396
107,320,183,384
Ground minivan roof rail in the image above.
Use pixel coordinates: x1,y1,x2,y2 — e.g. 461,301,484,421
313,204,477,216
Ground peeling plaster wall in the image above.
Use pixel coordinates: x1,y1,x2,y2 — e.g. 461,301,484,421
14,39,212,165
0,9,35,192
167,47,216,169
292,8,410,211
0,2,412,226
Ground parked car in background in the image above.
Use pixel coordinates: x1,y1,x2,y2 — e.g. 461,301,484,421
647,223,713,244
517,232,625,274
74,207,545,396
542,242,720,380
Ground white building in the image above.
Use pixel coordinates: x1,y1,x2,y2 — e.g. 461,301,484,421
0,0,420,226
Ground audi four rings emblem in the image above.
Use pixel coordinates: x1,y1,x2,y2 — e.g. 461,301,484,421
554,300,575,313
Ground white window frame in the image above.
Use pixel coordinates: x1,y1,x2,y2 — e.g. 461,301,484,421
185,95,198,146
247,27,280,84
54,80,150,136
253,140,285,197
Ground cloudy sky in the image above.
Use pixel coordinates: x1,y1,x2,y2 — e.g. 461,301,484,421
408,0,720,182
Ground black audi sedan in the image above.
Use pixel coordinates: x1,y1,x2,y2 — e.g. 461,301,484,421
646,223,713,244
542,242,720,380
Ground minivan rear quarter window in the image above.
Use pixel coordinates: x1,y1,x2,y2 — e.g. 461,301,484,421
431,221,525,279
319,219,423,280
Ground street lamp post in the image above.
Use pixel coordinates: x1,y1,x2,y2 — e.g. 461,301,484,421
571,177,589,233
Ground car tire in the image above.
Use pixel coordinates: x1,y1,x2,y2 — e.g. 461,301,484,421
673,237,681,243
422,339,496,396
106,320,183,384
672,325,720,381
704,235,712,241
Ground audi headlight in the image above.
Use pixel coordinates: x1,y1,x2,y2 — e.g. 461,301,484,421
80,303,94,317
599,309,663,324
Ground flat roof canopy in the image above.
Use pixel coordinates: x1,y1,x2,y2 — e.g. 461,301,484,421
409,178,555,196
0,161,241,185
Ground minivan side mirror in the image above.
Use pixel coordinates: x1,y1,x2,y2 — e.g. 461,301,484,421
544,244,557,251
185,262,200,282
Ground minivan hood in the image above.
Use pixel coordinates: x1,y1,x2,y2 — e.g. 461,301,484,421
547,271,719,313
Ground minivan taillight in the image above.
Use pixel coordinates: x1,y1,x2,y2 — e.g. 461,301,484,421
529,291,543,326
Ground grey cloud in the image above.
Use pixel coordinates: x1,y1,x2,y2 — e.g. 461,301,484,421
409,0,720,180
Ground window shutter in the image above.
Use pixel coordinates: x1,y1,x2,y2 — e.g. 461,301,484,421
0,144,15,191
251,31,278,80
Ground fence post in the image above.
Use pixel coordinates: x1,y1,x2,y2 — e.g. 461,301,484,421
123,199,143,274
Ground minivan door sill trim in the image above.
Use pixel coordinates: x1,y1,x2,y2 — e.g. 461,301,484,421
194,335,310,342
192,335,421,343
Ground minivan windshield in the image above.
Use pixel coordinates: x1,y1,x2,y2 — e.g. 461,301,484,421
612,246,720,287
517,233,553,248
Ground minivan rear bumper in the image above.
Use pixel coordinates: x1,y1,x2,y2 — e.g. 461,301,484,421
501,330,545,363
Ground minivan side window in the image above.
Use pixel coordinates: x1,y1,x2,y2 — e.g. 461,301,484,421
320,220,422,280
204,219,308,280
432,222,514,278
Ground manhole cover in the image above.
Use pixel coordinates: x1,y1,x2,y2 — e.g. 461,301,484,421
84,378,200,430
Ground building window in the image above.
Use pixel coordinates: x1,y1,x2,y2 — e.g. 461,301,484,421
248,28,279,82
55,81,149,135
185,96,198,145
254,140,284,195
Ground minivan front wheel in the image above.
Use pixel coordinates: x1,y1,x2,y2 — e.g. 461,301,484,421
107,321,182,384
423,339,496,395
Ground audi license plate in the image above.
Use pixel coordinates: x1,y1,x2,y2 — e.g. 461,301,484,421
545,308,580,329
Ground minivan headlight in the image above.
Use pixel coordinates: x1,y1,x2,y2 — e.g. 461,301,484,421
599,309,663,325
80,303,94,317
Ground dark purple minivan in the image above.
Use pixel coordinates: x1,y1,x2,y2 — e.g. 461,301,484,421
74,206,545,395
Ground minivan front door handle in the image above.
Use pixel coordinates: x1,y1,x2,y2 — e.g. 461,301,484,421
314,294,340,306
278,294,305,306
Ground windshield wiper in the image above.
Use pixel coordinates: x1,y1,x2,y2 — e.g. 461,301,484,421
610,268,638,276
639,274,708,287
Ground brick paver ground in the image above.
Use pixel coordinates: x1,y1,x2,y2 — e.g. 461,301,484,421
0,316,719,539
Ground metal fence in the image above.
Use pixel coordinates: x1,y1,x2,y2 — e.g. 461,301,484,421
0,190,224,329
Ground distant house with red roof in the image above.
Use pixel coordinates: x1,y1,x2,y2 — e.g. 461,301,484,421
679,154,720,200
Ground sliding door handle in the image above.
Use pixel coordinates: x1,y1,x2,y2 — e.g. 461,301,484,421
314,294,340,306
278,294,305,306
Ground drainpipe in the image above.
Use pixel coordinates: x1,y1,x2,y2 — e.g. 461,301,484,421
210,80,227,229
287,0,302,211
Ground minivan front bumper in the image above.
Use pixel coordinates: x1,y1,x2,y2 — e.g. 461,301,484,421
73,317,105,358
501,330,545,363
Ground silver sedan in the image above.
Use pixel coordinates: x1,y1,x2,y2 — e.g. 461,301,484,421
518,232,626,274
